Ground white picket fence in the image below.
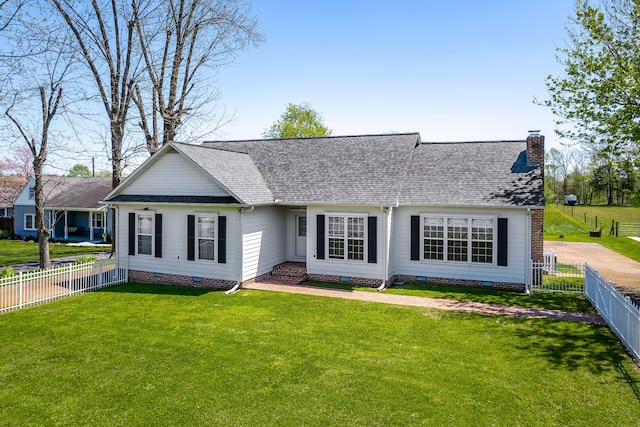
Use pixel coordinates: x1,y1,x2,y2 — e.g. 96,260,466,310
0,258,127,314
584,264,640,361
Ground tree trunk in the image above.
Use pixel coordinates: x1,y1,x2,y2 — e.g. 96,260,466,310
33,160,50,269
111,121,124,188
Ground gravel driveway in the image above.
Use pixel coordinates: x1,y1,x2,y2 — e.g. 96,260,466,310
545,240,640,299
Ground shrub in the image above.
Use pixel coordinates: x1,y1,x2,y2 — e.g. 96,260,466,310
73,255,97,265
0,229,13,240
0,267,16,278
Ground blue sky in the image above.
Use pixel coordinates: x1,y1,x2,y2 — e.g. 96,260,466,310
215,0,575,149
1,0,577,174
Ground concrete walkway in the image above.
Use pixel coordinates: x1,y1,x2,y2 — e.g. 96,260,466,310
243,282,604,324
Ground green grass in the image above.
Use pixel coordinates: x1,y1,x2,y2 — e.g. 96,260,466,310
558,204,640,227
0,240,110,266
544,204,640,263
305,281,595,313
0,283,638,426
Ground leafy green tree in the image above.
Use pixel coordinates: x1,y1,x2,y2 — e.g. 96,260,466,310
263,102,332,139
544,0,640,156
68,164,91,178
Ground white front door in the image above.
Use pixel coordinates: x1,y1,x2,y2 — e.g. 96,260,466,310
294,214,307,259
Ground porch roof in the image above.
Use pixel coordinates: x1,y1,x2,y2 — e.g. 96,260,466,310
44,177,113,209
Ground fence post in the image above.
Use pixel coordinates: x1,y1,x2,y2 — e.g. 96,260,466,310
98,259,103,288
595,216,598,229
68,263,73,295
18,271,23,309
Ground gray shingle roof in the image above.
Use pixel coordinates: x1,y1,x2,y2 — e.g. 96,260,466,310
43,177,112,209
202,133,421,205
171,142,274,205
399,141,544,207
108,134,543,209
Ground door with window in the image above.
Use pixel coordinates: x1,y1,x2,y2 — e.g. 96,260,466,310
294,214,307,259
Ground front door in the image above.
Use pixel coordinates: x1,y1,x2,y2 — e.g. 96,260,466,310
294,214,307,259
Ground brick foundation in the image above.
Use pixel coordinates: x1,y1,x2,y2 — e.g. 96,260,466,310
307,273,382,288
129,270,235,289
393,274,525,293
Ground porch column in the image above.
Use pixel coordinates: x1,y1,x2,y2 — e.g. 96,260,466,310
50,210,56,239
64,210,68,239
89,212,94,241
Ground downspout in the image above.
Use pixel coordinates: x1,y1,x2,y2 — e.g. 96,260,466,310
110,205,118,259
377,206,391,291
525,208,532,294
225,206,254,295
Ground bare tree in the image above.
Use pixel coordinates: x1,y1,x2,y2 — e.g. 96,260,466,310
5,66,67,269
131,0,263,153
50,0,137,188
0,0,24,33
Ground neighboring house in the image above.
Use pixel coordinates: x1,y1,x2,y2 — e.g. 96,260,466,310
14,176,113,241
103,132,545,292
0,176,26,217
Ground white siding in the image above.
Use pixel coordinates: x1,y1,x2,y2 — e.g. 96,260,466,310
121,152,230,197
13,178,34,206
307,205,385,281
391,207,529,284
117,204,239,281
242,206,287,281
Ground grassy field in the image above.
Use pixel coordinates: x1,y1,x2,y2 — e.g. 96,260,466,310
544,204,640,263
557,203,640,228
0,240,111,266
1,283,638,426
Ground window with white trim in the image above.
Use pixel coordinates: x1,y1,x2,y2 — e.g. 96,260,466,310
423,217,444,260
327,215,365,261
423,216,494,264
471,218,494,263
28,187,35,199
24,213,36,230
136,212,153,255
92,212,105,228
197,215,216,261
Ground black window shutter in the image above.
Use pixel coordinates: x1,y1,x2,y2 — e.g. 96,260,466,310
187,215,195,261
497,218,508,266
367,216,377,263
316,214,325,259
218,216,226,264
128,212,135,255
155,214,162,258
410,215,420,261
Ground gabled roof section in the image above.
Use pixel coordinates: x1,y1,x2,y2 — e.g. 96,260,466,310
202,133,421,205
42,177,112,209
399,140,544,207
170,142,274,205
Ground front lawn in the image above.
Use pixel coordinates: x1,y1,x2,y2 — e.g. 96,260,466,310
0,240,111,266
1,283,638,426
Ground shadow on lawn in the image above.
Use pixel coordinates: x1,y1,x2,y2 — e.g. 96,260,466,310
514,321,640,403
98,282,223,297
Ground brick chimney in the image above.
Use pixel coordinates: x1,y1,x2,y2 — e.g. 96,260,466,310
526,130,545,268
526,131,544,178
